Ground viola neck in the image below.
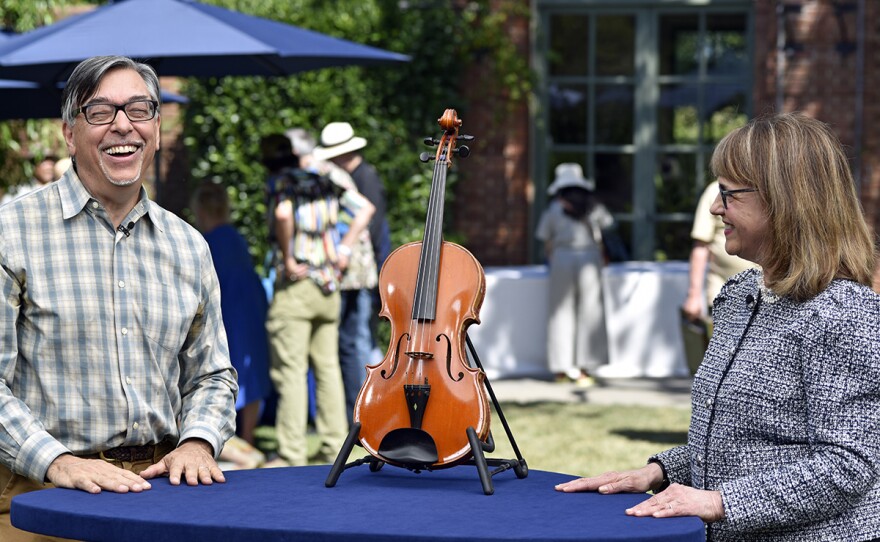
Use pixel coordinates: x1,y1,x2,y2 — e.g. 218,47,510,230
411,156,449,321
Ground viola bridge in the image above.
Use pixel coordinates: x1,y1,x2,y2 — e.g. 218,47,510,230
404,351,434,360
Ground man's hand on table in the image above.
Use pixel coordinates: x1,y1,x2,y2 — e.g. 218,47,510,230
140,438,225,486
46,454,152,494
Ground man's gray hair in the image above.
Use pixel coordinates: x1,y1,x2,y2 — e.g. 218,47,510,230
61,56,161,125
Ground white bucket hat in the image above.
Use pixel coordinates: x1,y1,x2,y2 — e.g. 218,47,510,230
312,122,367,161
546,163,595,195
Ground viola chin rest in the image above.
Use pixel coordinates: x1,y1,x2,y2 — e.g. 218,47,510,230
377,428,439,469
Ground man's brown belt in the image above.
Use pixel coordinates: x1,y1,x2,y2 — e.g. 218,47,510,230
98,444,157,462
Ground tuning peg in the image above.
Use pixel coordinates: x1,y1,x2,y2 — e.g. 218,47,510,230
459,134,475,142
423,137,438,147
419,152,434,163
455,145,470,158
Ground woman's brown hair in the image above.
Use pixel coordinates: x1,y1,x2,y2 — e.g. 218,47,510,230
710,112,875,300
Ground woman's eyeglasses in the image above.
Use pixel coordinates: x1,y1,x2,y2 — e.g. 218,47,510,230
719,187,758,209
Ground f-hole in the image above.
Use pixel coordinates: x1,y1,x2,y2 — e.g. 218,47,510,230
437,334,463,382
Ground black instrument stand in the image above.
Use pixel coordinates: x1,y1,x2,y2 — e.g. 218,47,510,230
325,335,528,495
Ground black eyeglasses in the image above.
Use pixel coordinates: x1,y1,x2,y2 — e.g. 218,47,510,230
719,187,758,209
74,99,159,126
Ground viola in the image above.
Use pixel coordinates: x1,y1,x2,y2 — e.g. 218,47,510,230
353,109,490,469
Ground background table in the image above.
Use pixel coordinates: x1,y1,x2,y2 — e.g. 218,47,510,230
470,263,691,380
598,261,691,378
13,466,704,541
469,265,551,379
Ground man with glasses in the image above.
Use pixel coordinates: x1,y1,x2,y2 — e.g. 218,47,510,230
0,56,238,540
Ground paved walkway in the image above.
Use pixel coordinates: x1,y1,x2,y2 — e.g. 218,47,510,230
487,376,693,408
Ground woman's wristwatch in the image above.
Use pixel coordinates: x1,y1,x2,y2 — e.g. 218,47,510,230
647,457,670,493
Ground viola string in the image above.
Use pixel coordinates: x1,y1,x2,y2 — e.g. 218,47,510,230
407,131,441,386
413,131,450,388
421,138,446,384
423,147,446,384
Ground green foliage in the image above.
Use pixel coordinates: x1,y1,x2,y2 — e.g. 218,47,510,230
0,1,73,194
485,402,690,475
0,0,68,30
0,1,532,259
181,0,531,271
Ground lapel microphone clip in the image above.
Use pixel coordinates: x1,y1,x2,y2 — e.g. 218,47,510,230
117,221,135,237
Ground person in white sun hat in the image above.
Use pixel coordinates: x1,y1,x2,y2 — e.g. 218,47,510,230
312,122,388,269
313,122,389,423
535,162,614,387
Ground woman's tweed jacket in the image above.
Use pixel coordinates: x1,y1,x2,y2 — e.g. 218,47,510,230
654,269,880,541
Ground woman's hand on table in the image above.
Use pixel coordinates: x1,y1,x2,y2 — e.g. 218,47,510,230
625,484,725,523
555,463,725,522
554,463,661,495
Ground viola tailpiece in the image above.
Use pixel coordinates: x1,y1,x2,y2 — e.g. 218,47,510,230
325,109,528,495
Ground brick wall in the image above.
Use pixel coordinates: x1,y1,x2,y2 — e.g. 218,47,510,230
459,0,880,267
452,3,531,266
753,0,880,236
858,0,880,232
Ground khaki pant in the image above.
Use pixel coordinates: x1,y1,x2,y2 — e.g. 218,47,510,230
267,279,348,465
0,442,173,542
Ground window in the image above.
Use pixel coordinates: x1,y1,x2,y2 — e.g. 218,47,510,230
535,2,752,261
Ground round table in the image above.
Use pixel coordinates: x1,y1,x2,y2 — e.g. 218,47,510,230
12,465,705,541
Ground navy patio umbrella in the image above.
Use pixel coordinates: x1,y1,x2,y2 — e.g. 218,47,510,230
0,79,189,121
0,26,190,121
0,32,65,120
0,1,407,194
0,0,409,84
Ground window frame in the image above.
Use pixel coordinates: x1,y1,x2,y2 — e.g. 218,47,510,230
532,0,754,262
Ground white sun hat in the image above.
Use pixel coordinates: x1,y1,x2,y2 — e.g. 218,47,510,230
312,122,368,161
546,163,595,195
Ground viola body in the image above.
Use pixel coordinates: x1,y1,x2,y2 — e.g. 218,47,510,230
354,240,490,468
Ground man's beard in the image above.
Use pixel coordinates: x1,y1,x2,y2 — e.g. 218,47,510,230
100,158,142,187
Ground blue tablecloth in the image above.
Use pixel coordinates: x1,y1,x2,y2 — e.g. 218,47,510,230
12,466,705,542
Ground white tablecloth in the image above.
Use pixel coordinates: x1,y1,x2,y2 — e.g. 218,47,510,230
467,266,551,380
598,261,691,378
468,262,691,380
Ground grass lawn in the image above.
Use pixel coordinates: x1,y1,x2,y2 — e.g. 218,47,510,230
254,402,691,477
484,402,691,477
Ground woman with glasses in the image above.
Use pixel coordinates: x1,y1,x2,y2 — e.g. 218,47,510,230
555,112,880,541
